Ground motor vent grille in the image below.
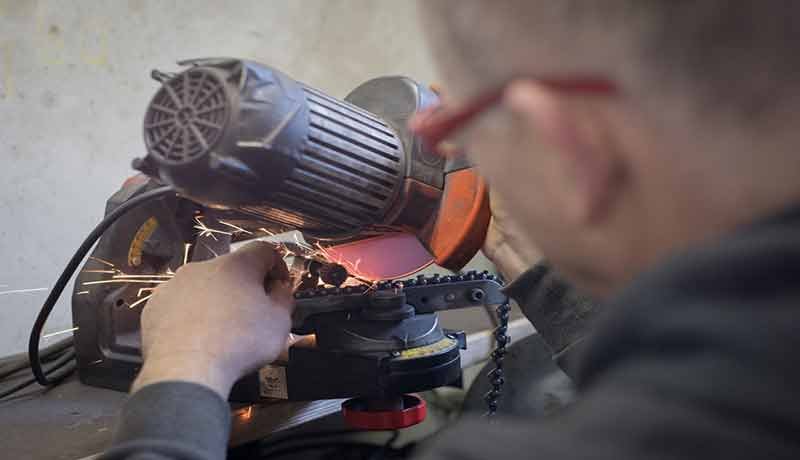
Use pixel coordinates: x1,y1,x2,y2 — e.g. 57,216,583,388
143,69,229,163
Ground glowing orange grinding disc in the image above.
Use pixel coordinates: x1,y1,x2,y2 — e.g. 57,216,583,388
324,169,491,281
324,233,435,281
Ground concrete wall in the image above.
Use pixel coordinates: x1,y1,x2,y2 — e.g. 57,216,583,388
0,0,444,356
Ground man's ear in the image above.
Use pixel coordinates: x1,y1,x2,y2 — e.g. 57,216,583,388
504,80,624,225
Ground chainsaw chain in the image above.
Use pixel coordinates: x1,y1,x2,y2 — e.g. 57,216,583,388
484,300,511,417
294,270,510,418
294,270,498,298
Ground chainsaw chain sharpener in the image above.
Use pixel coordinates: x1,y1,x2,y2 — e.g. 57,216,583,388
72,58,506,430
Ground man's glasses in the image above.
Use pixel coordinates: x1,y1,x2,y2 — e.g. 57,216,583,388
409,77,618,156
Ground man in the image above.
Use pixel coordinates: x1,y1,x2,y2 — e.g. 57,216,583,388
102,1,800,459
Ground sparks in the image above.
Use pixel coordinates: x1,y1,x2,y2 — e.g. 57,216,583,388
239,406,254,421
360,281,378,295
193,216,232,240
80,255,176,302
43,326,79,339
89,257,116,268
293,233,314,252
305,242,372,287
183,243,192,266
341,259,363,278
258,227,277,237
0,287,48,296
111,274,173,279
128,294,153,309
277,241,297,258
313,241,331,258
274,240,298,257
82,279,168,286
218,220,253,235
200,243,220,258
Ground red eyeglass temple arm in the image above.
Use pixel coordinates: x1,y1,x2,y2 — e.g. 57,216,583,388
410,77,616,152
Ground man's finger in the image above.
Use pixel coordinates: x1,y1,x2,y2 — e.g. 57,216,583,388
220,240,282,281
267,257,291,283
265,277,294,309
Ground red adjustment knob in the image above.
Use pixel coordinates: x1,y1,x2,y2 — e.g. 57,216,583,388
342,394,427,430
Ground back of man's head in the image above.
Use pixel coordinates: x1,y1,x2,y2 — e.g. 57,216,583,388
430,1,800,119
420,1,800,297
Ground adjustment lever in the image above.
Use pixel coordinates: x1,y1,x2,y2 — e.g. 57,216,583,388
405,277,507,314
291,271,507,333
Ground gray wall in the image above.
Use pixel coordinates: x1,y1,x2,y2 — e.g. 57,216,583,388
0,0,441,356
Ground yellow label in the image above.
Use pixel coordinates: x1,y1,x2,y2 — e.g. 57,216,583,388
128,217,159,267
397,337,457,360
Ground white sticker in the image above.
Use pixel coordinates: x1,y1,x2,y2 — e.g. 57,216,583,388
259,365,288,399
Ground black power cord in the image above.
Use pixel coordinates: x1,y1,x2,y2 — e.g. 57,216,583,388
251,429,359,452
0,337,66,368
28,185,174,387
231,429,403,460
0,337,73,381
0,348,77,400
258,432,403,460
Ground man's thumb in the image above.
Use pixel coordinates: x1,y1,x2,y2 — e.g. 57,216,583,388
224,240,282,280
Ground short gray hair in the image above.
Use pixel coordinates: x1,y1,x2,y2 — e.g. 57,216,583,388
425,0,800,123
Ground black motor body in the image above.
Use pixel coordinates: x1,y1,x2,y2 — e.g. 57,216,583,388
134,58,442,242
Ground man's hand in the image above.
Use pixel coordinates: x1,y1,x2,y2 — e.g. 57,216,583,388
483,193,544,281
132,241,294,398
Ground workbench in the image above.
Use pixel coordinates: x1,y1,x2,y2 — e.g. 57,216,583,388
1,319,534,460
0,374,344,460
